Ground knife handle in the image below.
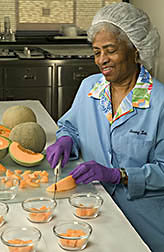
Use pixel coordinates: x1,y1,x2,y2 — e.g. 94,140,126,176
54,157,62,177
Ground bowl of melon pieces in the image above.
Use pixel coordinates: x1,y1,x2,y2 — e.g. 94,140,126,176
22,197,57,223
69,192,104,219
53,220,92,251
0,226,41,252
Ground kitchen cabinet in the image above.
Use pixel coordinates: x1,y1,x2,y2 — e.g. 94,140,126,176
54,59,99,120
0,56,99,122
3,61,54,116
0,68,3,100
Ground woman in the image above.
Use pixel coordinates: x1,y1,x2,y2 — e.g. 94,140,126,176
46,3,164,251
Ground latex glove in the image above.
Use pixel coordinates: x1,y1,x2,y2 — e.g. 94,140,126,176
69,160,121,184
46,136,73,168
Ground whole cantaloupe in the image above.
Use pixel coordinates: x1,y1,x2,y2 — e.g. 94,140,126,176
9,122,46,153
2,105,37,129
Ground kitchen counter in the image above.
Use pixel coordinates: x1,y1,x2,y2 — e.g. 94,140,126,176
0,100,151,252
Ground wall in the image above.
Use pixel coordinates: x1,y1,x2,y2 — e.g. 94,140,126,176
0,0,16,31
130,0,164,83
0,0,122,32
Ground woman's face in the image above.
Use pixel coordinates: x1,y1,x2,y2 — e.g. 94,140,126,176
92,29,137,84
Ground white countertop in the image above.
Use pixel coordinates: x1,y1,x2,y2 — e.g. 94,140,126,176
0,100,151,252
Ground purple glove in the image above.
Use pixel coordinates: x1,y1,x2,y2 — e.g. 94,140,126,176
46,136,73,168
69,160,121,184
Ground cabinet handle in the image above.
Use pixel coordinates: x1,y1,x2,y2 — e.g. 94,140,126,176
57,67,62,86
23,74,36,80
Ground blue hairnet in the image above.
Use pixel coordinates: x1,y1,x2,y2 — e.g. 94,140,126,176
87,2,160,71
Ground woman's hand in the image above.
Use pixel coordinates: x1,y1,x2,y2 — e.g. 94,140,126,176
46,136,73,168
69,160,121,184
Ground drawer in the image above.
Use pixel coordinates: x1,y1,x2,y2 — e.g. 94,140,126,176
4,66,53,87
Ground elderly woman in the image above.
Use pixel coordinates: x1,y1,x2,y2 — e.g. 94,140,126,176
47,3,163,251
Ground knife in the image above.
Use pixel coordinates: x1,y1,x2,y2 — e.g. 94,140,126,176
53,157,62,200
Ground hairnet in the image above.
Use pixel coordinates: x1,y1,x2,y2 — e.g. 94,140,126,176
87,2,160,71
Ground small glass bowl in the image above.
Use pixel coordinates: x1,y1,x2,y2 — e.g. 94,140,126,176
0,202,9,227
22,197,57,223
53,220,92,251
69,193,103,219
0,176,19,201
0,226,41,252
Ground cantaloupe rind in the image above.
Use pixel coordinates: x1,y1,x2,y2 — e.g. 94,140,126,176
0,136,10,160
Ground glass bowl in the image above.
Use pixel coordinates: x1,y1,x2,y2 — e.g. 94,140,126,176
0,176,19,201
68,193,103,219
53,220,92,251
0,202,9,227
22,197,57,223
0,226,41,252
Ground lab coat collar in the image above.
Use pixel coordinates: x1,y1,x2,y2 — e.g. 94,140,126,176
88,65,153,124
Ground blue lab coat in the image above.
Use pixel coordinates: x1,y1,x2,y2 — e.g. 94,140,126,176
56,72,164,251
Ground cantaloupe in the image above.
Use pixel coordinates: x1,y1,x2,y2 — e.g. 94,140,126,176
9,122,46,153
0,125,11,138
2,105,37,129
46,175,76,192
0,136,10,160
9,141,45,167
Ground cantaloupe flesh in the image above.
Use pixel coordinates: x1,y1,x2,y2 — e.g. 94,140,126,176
9,142,44,166
59,229,87,249
76,204,97,217
5,168,49,190
0,163,7,175
46,175,76,193
0,125,11,138
29,206,52,222
7,239,33,252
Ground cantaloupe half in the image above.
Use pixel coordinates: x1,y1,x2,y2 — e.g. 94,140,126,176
46,175,76,192
0,136,10,160
9,142,44,167
0,125,11,139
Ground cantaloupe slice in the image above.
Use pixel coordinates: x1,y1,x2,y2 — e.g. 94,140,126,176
46,175,76,193
0,125,11,138
9,141,44,167
0,136,10,160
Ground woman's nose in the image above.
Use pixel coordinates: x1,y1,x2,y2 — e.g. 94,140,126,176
98,51,109,65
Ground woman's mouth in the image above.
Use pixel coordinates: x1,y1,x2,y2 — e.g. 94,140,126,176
101,67,113,76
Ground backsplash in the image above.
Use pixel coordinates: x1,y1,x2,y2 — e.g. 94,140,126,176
0,0,122,32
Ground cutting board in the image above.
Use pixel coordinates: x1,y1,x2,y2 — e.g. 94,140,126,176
0,155,97,203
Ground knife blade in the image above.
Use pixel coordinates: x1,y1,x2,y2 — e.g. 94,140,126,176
53,157,62,200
